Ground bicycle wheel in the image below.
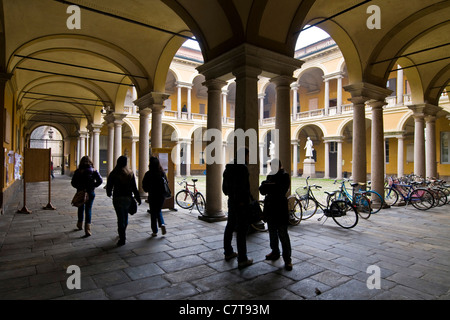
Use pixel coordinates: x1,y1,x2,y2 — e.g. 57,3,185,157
329,200,358,229
364,190,384,214
354,193,371,219
384,187,399,206
195,192,206,215
287,195,302,225
298,196,318,220
434,188,447,207
410,188,434,210
175,190,194,209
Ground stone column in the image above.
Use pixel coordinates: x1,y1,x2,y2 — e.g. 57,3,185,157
291,83,299,119
425,115,437,178
323,140,330,179
150,92,170,149
397,134,405,178
323,77,330,116
258,93,265,125
232,65,262,199
78,131,87,159
113,114,126,163
187,85,192,120
174,140,181,177
134,93,153,195
413,112,425,177
131,136,138,177
91,125,102,171
350,97,367,184
336,75,343,114
177,84,182,119
397,66,404,105
272,75,295,184
222,88,228,122
368,100,386,199
337,138,343,179
107,121,114,174
292,140,298,177
201,79,227,221
185,140,191,176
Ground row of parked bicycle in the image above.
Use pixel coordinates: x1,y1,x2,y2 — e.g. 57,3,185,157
285,174,450,230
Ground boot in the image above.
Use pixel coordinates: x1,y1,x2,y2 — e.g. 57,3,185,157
76,221,83,230
85,223,92,237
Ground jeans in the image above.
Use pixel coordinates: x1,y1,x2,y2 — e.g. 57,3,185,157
149,197,165,234
267,222,291,262
224,206,249,262
77,191,95,224
113,196,131,242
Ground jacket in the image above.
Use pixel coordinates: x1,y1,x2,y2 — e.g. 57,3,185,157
71,167,103,192
222,162,251,209
259,169,290,225
106,169,141,204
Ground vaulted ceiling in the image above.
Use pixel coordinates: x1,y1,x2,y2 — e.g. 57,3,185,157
1,0,448,136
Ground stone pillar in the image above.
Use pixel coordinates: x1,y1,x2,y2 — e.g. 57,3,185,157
397,66,404,105
187,85,192,120
78,131,87,160
350,97,367,184
397,134,405,178
174,140,181,177
232,65,262,199
185,140,191,176
107,121,114,174
131,136,138,177
258,93,265,125
323,78,330,115
201,79,227,221
337,139,343,179
150,92,170,149
272,75,295,184
222,88,228,122
291,83,299,119
292,140,298,177
413,112,425,177
425,115,437,178
91,125,102,171
177,84,182,119
369,100,386,199
323,140,330,179
134,93,152,195
113,114,126,163
336,75,343,114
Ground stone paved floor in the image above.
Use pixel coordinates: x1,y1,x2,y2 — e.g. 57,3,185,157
0,175,449,302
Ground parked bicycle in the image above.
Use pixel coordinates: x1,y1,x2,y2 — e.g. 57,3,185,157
333,179,373,219
294,176,359,229
384,177,434,210
175,178,206,215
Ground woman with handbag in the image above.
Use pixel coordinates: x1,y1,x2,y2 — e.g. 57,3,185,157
142,156,168,237
106,156,141,246
259,158,293,271
71,156,103,237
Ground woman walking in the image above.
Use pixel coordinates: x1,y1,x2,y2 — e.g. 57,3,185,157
106,156,141,246
259,158,293,270
142,156,167,237
71,156,103,237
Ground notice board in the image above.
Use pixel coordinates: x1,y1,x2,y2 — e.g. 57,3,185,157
24,148,51,182
151,147,175,210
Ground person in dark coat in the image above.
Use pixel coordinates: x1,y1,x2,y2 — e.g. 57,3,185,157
106,156,141,246
142,156,167,237
259,158,292,270
71,156,103,237
222,148,253,269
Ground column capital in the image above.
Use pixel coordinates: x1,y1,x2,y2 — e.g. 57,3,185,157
367,99,387,110
175,81,193,88
323,136,345,143
408,103,441,117
87,123,103,133
323,71,344,81
270,75,296,87
134,92,170,110
202,78,227,91
290,82,300,90
344,81,392,103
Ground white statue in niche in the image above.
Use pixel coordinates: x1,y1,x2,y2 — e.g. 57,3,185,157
304,137,314,159
269,141,276,160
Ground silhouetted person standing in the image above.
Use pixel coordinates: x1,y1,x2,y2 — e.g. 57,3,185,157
222,148,253,269
259,158,292,270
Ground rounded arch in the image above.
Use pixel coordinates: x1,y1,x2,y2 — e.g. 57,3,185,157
301,20,362,84
397,57,425,104
8,34,151,94
27,123,68,141
293,122,327,140
397,110,414,132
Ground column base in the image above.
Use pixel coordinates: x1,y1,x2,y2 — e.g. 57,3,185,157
198,212,228,223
